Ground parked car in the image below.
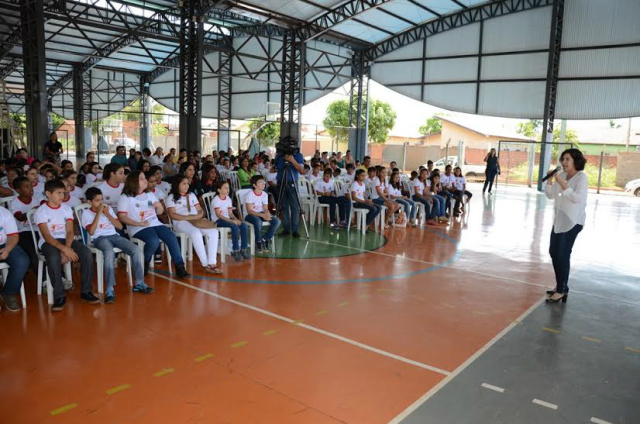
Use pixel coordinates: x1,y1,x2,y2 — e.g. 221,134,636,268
422,157,487,178
624,178,640,197
111,137,137,151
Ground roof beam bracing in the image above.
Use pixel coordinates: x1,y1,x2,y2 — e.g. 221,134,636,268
405,0,442,17
298,0,394,42
365,0,553,62
45,1,187,98
450,0,469,9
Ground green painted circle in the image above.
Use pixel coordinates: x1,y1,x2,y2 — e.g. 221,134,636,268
256,226,387,259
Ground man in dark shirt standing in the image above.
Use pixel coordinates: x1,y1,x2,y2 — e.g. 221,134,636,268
44,132,63,164
275,137,305,237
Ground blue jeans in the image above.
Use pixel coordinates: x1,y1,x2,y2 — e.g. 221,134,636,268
93,234,145,291
353,202,381,226
394,198,416,220
439,190,453,213
216,220,249,251
549,224,583,294
279,183,300,232
484,169,498,192
245,215,281,241
0,244,30,296
432,195,446,217
413,195,436,220
133,225,184,267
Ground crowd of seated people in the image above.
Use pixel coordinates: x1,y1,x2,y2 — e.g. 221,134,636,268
0,145,472,314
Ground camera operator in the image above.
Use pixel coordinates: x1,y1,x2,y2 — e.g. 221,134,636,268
275,137,305,237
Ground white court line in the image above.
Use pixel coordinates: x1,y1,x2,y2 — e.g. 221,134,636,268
591,417,613,424
387,296,546,424
532,399,558,410
150,272,451,377
480,383,505,393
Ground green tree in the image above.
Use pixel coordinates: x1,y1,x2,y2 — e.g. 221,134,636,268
322,98,396,144
249,119,280,147
418,116,442,135
516,119,542,138
10,112,65,131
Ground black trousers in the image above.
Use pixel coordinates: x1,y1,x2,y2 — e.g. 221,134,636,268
549,224,583,294
41,239,94,300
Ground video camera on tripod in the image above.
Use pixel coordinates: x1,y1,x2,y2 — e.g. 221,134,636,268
275,135,299,157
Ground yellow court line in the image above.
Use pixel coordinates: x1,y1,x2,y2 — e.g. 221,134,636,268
292,319,304,325
195,353,214,362
231,341,248,348
440,302,455,308
582,336,602,344
542,327,560,334
153,368,174,377
472,310,489,316
625,347,640,354
337,301,348,307
106,384,131,395
262,330,277,336
359,294,371,299
50,403,78,416
315,310,329,316
411,295,425,301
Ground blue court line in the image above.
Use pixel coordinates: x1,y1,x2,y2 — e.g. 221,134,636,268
152,229,460,285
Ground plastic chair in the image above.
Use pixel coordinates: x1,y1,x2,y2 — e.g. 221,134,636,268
304,179,330,225
26,209,72,305
201,192,232,263
74,204,133,293
236,189,271,253
0,196,15,209
0,262,26,308
367,187,387,232
343,188,368,235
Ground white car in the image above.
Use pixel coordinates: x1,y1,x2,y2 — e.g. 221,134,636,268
111,137,137,151
624,178,640,197
422,157,487,178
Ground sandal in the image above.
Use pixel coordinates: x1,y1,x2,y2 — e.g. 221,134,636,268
204,265,223,275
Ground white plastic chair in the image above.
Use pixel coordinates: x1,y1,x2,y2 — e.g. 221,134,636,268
27,209,72,305
0,262,26,308
201,192,232,263
367,187,387,232
342,187,368,235
404,180,426,225
304,179,331,225
0,195,15,209
236,189,273,253
74,204,133,293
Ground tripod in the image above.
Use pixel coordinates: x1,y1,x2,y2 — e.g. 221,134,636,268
276,161,310,239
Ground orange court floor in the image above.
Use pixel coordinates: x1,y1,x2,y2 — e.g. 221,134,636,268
2,184,640,424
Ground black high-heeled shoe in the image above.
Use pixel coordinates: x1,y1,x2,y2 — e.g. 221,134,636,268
546,294,568,303
546,290,556,295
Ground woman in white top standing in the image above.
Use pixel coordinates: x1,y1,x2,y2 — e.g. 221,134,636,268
544,149,588,304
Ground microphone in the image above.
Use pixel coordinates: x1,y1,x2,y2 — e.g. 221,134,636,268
541,166,561,182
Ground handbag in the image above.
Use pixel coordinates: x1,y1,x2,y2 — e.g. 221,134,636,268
185,194,217,229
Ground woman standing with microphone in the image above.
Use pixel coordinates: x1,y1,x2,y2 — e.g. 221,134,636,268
544,148,588,304
483,148,500,194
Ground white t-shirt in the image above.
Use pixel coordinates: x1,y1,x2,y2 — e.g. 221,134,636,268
0,206,18,246
266,172,278,185
412,179,425,195
86,173,99,185
212,195,232,221
342,173,355,185
157,181,171,196
62,195,81,209
309,173,322,183
9,196,41,233
350,181,366,201
34,203,74,247
245,190,268,213
81,206,118,240
32,180,45,197
166,193,199,216
149,155,163,167
454,176,466,191
150,188,167,202
387,184,402,197
441,173,455,188
69,186,84,201
314,178,335,195
0,176,8,188
117,192,162,238
96,181,124,209
366,177,381,200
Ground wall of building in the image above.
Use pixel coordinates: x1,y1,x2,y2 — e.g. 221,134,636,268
616,152,640,186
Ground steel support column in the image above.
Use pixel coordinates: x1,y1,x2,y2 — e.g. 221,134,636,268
348,52,370,161
139,80,150,150
72,65,87,161
537,0,564,191
179,1,204,153
217,50,232,152
21,0,49,160
280,31,304,142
